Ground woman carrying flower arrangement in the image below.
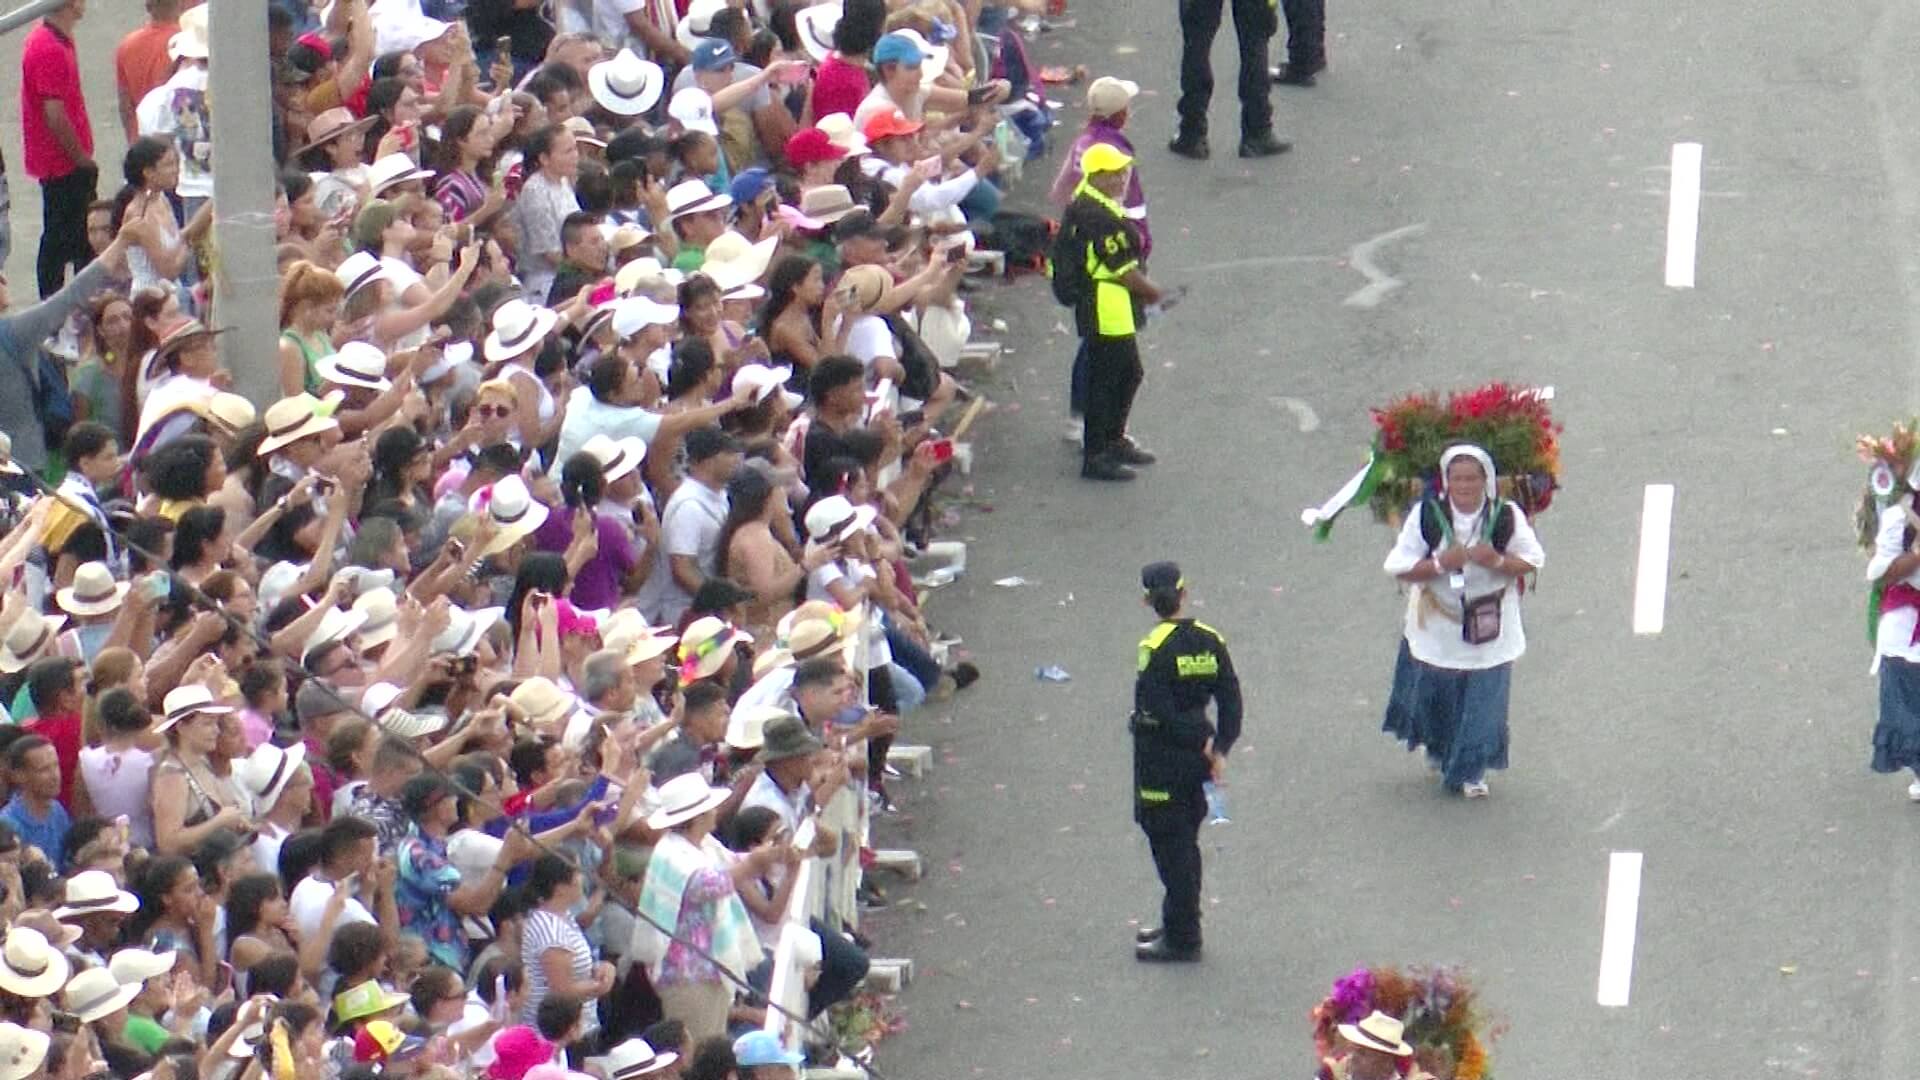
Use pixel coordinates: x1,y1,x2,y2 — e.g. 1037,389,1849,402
1857,423,1920,800
1380,444,1544,798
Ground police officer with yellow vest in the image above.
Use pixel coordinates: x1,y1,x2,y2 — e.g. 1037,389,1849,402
1061,144,1163,482
1130,561,1242,962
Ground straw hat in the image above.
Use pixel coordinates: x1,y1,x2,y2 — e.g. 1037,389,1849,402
155,685,234,735
169,3,210,61
316,341,394,392
367,152,436,197
1338,1011,1414,1057
0,1024,48,1080
677,617,751,681
698,230,779,292
476,475,550,556
431,605,504,657
52,871,140,922
54,562,128,618
724,702,791,752
835,263,895,314
579,434,646,485
256,393,342,456
814,114,870,155
335,250,388,298
509,677,575,730
614,257,685,297
664,178,732,221
294,107,378,158
143,317,230,380
195,392,258,435
0,610,66,674
351,587,401,650
594,1038,679,1080
645,772,732,830
795,3,841,62
563,115,607,150
0,927,71,998
587,48,665,116
107,947,177,985
302,606,370,663
377,706,449,741
803,494,878,545
61,967,140,1024
236,742,309,811
483,298,561,363
796,185,858,226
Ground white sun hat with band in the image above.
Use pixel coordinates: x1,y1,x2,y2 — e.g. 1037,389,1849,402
588,49,666,116
483,298,561,363
54,562,129,618
52,871,140,922
154,684,234,735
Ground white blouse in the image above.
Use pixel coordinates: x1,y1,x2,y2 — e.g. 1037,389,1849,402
1868,503,1920,662
1382,499,1545,670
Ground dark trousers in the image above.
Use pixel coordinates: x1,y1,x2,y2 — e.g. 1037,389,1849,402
1280,0,1326,67
1141,814,1204,948
806,917,870,1018
37,165,96,299
1069,339,1088,418
1176,0,1276,138
1081,333,1142,464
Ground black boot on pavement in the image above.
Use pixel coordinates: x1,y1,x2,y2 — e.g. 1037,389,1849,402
1135,926,1163,945
1270,63,1317,85
1110,437,1157,466
1168,132,1210,160
1080,455,1137,481
1238,131,1293,158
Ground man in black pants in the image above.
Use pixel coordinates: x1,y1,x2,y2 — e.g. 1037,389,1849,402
1061,144,1161,481
1130,562,1242,962
1171,0,1291,159
1271,0,1327,86
20,0,97,298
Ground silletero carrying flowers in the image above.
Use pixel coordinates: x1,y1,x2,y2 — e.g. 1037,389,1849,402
1853,420,1920,802
1301,383,1556,799
1310,964,1503,1080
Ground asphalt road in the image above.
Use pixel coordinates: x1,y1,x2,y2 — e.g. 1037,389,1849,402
871,0,1920,1077
18,0,1920,1076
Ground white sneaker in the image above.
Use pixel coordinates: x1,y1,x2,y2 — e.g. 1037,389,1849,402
1906,780,1920,802
1462,780,1490,799
1063,417,1084,445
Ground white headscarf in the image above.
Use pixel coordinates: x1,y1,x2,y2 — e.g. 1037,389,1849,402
1443,441,1497,507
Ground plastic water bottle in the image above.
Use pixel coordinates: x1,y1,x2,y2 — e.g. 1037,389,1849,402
1203,781,1230,825
1035,665,1072,683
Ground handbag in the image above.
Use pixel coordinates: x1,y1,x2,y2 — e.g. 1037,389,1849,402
1461,589,1505,645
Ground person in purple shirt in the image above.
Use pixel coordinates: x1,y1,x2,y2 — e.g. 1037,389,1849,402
1051,76,1152,448
534,451,645,611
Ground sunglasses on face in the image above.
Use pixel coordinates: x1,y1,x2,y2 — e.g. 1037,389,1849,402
475,404,512,419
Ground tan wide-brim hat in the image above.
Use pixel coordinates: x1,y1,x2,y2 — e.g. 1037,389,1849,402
54,562,129,617
644,773,732,830
1338,1011,1414,1057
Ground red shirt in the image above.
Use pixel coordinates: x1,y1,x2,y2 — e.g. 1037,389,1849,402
21,20,91,180
114,21,179,131
811,54,870,121
25,711,81,811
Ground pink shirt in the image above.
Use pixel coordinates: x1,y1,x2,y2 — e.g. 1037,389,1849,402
239,708,275,750
811,54,870,121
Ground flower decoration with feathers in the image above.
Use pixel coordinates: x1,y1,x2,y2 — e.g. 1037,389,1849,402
1310,965,1503,1080
1855,420,1920,644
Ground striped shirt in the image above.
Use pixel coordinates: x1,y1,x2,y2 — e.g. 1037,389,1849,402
520,908,600,1033
434,170,488,223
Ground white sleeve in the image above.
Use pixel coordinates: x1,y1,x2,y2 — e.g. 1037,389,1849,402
1381,504,1430,575
1502,502,1545,570
661,497,706,558
909,171,982,217
1870,503,1909,582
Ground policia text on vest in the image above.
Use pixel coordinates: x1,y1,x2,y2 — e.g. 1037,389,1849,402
1129,562,1243,962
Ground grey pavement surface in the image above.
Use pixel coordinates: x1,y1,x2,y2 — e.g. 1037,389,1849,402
19,0,1920,1076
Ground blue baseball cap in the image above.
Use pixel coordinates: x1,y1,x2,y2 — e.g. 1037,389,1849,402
728,167,773,206
872,32,929,66
691,38,737,71
731,1032,803,1069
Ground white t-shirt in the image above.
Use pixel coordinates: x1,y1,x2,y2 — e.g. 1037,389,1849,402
252,823,291,878
555,386,665,465
289,873,375,942
844,314,897,372
136,65,214,200
807,561,891,668
636,476,728,623
78,746,155,849
853,83,924,129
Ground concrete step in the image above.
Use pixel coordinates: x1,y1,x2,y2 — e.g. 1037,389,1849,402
886,744,933,778
871,849,922,880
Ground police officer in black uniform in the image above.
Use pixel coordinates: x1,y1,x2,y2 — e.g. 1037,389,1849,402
1171,0,1293,159
1270,0,1326,86
1129,561,1242,962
